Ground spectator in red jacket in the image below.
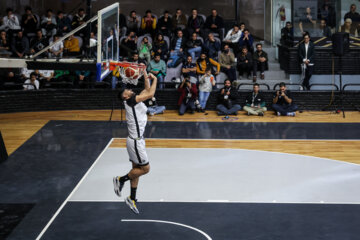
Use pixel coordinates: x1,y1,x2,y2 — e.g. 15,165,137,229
178,77,198,115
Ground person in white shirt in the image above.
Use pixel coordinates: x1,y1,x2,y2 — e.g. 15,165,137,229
2,8,21,32
199,68,216,111
113,71,157,215
223,24,242,55
23,72,39,90
48,34,64,58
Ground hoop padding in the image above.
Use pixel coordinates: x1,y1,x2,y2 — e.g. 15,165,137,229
110,61,147,85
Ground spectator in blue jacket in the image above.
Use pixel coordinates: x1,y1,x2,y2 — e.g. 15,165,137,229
238,29,254,53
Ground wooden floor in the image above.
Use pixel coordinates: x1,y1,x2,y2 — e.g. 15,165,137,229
1,110,360,164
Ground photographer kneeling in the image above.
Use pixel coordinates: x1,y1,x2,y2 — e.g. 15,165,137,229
178,77,198,115
216,79,241,116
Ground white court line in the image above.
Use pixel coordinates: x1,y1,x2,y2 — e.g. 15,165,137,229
112,137,360,142
121,219,212,240
35,138,114,240
69,199,360,205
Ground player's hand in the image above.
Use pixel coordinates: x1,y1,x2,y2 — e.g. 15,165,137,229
148,72,155,79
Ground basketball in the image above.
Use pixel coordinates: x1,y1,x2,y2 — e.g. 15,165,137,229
124,67,138,79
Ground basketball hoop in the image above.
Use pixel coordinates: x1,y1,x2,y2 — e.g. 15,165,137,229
109,61,147,85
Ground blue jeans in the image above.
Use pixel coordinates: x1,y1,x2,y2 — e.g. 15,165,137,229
187,46,202,60
157,74,164,89
112,76,118,89
272,104,298,116
199,91,211,109
147,106,166,115
216,104,241,115
179,100,196,115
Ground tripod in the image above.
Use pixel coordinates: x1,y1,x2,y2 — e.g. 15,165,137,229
322,55,360,118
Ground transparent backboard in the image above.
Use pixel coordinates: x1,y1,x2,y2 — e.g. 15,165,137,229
96,3,119,81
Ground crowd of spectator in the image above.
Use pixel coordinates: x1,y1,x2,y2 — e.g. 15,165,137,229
1,3,357,117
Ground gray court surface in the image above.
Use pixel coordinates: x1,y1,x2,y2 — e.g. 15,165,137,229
70,145,360,204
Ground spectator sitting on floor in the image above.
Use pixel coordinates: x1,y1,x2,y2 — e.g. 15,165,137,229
138,36,152,64
237,47,253,79
74,70,91,88
127,10,141,34
120,31,137,59
219,44,236,82
216,79,241,116
147,53,166,89
38,69,54,87
243,83,267,116
204,9,224,39
152,33,168,61
56,11,71,35
21,7,39,36
272,82,298,116
157,11,172,37
41,9,57,37
23,72,39,90
172,8,187,31
199,68,216,112
196,52,220,76
178,77,198,115
168,29,186,68
253,43,268,82
182,55,197,84
11,31,29,58
187,8,204,38
48,34,63,58
203,33,221,60
30,29,48,57
186,32,202,61
239,29,254,54
64,34,80,56
146,96,166,116
141,10,157,36
223,24,242,55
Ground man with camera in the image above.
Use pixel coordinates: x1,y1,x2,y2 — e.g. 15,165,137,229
216,79,241,116
272,82,298,116
178,77,198,115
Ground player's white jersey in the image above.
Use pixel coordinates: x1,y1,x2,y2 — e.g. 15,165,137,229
124,94,148,139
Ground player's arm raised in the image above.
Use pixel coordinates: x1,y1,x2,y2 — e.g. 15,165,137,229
136,73,157,103
143,70,150,91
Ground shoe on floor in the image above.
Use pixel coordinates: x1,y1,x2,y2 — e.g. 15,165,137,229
286,112,296,117
258,112,264,116
260,73,265,80
277,112,281,116
113,176,124,197
252,76,257,82
125,196,140,214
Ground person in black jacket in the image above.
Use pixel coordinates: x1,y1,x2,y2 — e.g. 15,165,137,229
216,79,241,116
298,33,314,90
168,29,186,68
272,82,298,116
21,7,38,36
56,11,71,35
11,31,29,58
186,32,202,61
280,22,294,47
153,33,168,60
157,11,172,37
30,30,48,57
237,47,253,79
204,9,224,39
187,9,204,38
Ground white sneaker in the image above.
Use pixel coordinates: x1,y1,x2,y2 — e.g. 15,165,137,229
286,112,296,117
125,196,140,214
113,176,124,197
277,112,281,116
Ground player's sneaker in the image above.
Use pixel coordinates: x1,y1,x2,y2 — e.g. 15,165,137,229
113,176,124,197
125,196,139,214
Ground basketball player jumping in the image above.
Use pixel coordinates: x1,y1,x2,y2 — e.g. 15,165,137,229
113,70,157,214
